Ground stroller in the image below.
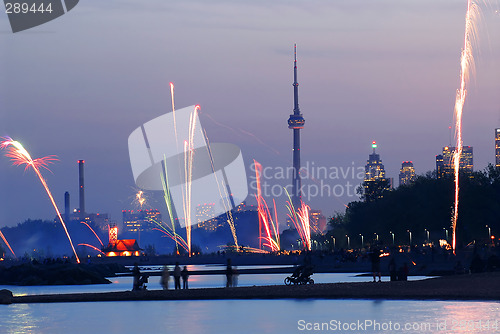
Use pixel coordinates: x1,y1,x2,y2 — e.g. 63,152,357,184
133,274,149,291
284,265,314,285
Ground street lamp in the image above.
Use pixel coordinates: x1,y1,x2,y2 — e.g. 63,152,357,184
407,230,412,246
443,228,448,241
486,225,491,239
374,233,379,242
332,237,336,250
359,234,364,247
346,235,350,249
390,231,395,245
425,229,430,242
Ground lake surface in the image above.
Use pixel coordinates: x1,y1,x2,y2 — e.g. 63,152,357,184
3,299,499,333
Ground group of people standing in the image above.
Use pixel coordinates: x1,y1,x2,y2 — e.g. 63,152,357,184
371,246,409,282
133,260,239,291
161,262,189,290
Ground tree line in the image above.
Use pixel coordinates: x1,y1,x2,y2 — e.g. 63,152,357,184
326,164,500,248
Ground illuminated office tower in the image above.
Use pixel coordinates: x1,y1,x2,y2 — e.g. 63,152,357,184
495,128,500,168
399,161,416,186
436,146,473,178
122,209,162,233
365,141,386,181
363,141,391,201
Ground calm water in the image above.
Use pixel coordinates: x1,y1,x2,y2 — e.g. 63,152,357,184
2,299,499,333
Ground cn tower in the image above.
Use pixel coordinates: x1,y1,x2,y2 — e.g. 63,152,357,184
287,44,305,209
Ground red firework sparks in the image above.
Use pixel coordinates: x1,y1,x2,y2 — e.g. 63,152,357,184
254,160,280,252
0,137,80,263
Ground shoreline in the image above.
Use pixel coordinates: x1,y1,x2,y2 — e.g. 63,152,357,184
5,272,500,304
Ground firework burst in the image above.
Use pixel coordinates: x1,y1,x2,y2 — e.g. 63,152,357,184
135,190,146,209
451,0,482,254
152,227,189,253
78,243,105,255
0,137,80,263
285,188,311,251
181,105,200,256
0,230,16,259
254,160,280,252
203,129,239,249
80,221,104,247
161,156,180,254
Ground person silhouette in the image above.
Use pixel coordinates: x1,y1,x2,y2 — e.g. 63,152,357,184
132,263,141,291
160,265,170,290
181,266,189,289
388,257,397,281
226,259,233,287
173,262,181,290
370,247,382,282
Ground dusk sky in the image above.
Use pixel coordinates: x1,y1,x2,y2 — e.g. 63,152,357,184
1,0,500,227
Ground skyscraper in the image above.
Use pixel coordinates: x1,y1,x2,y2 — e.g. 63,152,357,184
436,154,444,178
495,128,500,168
399,161,416,186
309,209,327,234
122,209,162,233
436,146,473,178
363,141,391,201
365,141,386,181
287,44,305,209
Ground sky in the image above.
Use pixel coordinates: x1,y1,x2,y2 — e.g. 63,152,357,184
1,0,500,228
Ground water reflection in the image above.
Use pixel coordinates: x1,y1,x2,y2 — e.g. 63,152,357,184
5,304,58,334
441,302,500,333
2,299,499,334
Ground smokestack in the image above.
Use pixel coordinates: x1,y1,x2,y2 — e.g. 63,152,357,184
64,191,70,223
78,160,85,220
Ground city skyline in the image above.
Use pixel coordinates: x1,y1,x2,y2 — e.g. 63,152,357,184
1,1,500,226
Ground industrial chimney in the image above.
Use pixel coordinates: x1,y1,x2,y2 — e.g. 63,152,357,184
64,191,70,223
78,160,85,221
